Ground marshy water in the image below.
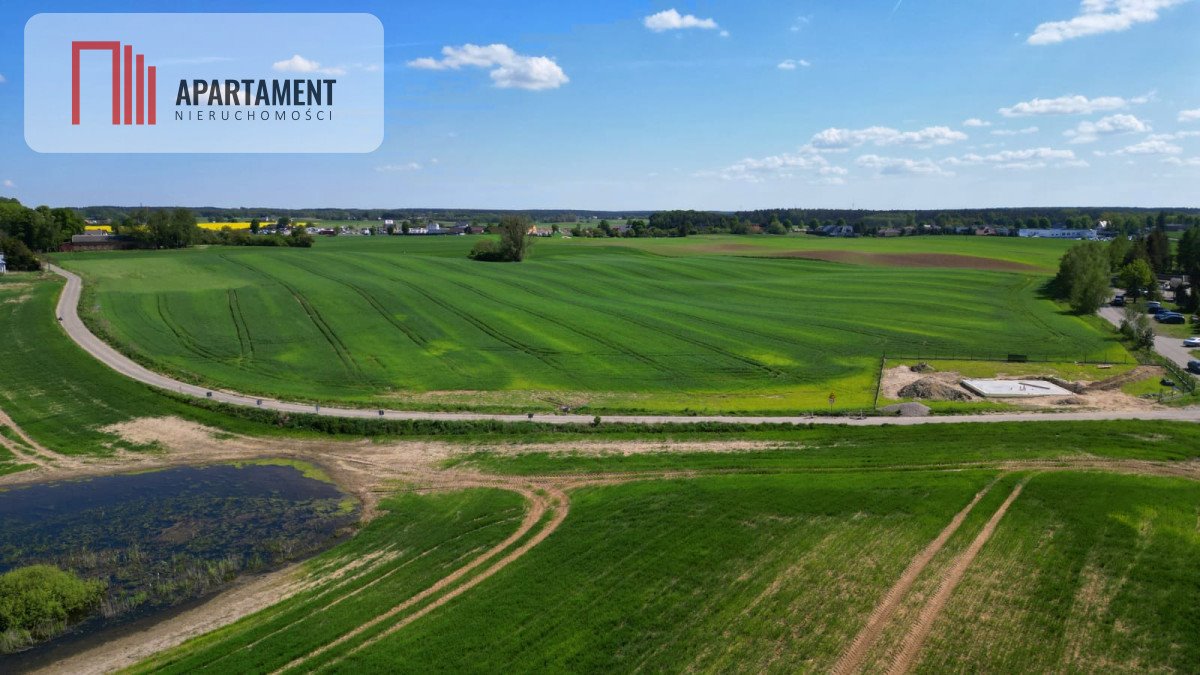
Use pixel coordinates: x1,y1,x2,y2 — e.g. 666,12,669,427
0,461,358,670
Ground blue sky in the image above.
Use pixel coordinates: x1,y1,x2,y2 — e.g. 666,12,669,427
1,0,1198,210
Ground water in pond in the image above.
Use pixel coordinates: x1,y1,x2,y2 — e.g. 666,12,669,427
0,462,358,669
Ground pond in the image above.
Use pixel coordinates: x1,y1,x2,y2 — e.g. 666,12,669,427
0,461,358,669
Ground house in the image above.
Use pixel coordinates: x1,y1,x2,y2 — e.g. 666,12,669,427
1018,228,1097,240
974,227,998,236
59,233,137,252
819,224,856,238
878,228,902,237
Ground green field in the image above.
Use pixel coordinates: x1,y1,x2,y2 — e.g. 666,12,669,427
53,235,1125,414
130,449,1200,673
0,274,287,456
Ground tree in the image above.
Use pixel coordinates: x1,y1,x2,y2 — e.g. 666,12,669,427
766,217,787,235
1052,242,1110,314
496,215,533,262
1145,226,1172,273
1120,301,1155,350
249,218,261,235
1178,227,1200,311
1118,258,1155,299
276,216,291,229
1106,235,1131,270
0,236,41,271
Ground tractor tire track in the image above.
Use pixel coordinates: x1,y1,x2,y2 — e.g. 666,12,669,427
832,477,1001,675
886,480,1027,675
226,289,253,359
412,263,669,372
277,256,430,348
156,296,227,362
274,484,568,674
218,255,361,377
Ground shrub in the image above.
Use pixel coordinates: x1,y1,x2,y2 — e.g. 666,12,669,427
0,236,41,271
0,565,106,653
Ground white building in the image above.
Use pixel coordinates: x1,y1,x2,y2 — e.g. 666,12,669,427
0,253,6,275
1018,228,1098,240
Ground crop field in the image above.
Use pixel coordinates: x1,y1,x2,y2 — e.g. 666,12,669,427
128,445,1200,673
54,235,1125,414
0,275,281,456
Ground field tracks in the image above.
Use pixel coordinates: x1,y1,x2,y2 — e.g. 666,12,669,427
274,482,569,674
885,479,1026,674
832,477,1001,675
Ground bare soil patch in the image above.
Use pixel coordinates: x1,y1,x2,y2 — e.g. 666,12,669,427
770,250,1043,272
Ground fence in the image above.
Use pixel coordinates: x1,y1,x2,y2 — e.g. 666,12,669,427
1158,359,1198,396
881,351,1130,365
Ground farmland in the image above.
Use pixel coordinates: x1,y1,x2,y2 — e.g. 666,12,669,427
6,264,1200,671
53,234,1126,414
124,444,1200,673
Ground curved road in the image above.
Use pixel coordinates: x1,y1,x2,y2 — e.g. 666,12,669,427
49,264,1200,427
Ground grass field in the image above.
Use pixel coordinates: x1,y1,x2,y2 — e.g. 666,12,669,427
128,452,1200,672
0,274,288,456
53,235,1125,414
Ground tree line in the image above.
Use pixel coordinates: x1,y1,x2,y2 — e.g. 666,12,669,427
1052,225,1200,317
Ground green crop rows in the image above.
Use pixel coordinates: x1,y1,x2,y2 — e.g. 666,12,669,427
54,235,1124,414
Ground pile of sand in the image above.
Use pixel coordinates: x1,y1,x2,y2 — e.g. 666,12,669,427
897,377,972,402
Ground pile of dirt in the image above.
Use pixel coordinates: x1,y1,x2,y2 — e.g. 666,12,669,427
879,402,932,417
1045,376,1087,395
1087,366,1163,391
1055,397,1087,406
897,377,972,402
909,362,936,373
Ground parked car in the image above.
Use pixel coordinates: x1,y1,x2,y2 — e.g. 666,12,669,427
1157,313,1185,324
1189,360,1200,375
1111,295,1125,307
1146,301,1162,313
1184,337,1200,348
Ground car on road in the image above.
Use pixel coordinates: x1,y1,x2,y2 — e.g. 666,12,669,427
1184,337,1200,348
1111,295,1125,307
1189,360,1200,375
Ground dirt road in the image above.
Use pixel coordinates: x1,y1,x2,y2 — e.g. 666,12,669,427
47,265,1200,426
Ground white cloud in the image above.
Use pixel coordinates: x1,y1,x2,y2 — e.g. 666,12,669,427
963,118,991,128
2,179,14,188
719,30,730,37
777,59,811,70
272,54,345,76
999,94,1141,117
991,126,1040,136
1064,113,1151,143
790,15,812,32
706,149,846,183
1151,130,1200,140
944,147,1082,170
0,73,6,84
1179,108,1200,122
1028,0,1191,45
643,9,720,32
1164,156,1200,166
856,155,952,177
376,162,422,172
811,126,968,150
1112,138,1183,155
407,44,568,91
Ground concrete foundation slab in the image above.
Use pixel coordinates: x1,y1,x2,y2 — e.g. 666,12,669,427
961,379,1073,398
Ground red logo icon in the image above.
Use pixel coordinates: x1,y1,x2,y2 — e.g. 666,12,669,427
71,41,156,125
